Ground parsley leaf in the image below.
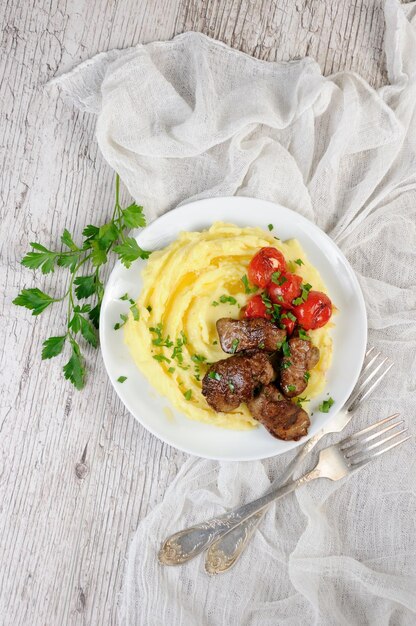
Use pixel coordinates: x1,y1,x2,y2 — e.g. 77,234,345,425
208,371,222,381
13,288,55,316
63,340,85,390
117,376,127,383
74,275,97,300
122,204,146,229
298,328,311,341
304,371,311,382
241,274,256,294
268,224,274,231
114,237,151,268
184,389,192,401
294,258,304,266
231,338,240,353
282,340,291,357
41,336,67,360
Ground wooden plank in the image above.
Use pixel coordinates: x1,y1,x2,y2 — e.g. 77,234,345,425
0,0,387,623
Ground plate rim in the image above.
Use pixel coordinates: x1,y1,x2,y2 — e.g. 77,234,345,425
100,195,367,461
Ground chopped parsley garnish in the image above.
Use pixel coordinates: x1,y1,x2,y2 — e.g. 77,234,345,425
114,313,128,330
287,384,296,392
294,258,304,266
274,236,280,241
261,292,273,310
119,293,129,301
130,303,140,321
208,371,222,381
281,361,292,369
146,305,152,312
258,342,265,349
281,311,296,322
117,376,127,383
293,283,313,306
153,354,171,363
231,338,239,353
168,367,175,374
296,396,310,407
277,295,284,302
271,271,281,284
213,340,218,345
318,397,334,413
268,223,274,231
184,389,192,401
298,328,311,341
212,301,219,306
219,294,238,305
149,323,173,348
304,371,311,382
241,274,257,294
191,354,207,363
282,340,291,357
228,381,235,392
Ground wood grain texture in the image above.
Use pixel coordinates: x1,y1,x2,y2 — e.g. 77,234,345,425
0,0,388,623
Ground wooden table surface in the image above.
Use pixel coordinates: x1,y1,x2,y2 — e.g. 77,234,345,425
1,0,388,623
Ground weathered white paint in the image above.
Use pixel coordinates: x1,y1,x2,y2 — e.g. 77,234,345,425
0,0,387,623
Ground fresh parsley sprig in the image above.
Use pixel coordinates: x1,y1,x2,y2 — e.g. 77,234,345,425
13,174,150,390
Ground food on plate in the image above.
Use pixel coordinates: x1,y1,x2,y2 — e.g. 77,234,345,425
292,290,332,330
216,317,286,354
247,384,310,440
280,337,320,398
201,351,275,412
124,222,333,435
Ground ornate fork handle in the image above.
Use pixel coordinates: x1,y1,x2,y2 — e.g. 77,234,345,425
205,429,325,573
158,466,321,565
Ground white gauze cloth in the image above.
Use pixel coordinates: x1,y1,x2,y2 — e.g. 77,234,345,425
54,0,416,624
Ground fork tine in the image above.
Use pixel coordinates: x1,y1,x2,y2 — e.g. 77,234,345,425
349,435,412,469
339,413,400,447
365,346,375,358
347,428,408,461
347,360,394,410
341,418,404,452
359,351,381,377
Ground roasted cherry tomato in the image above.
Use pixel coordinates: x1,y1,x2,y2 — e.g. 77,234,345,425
268,272,302,309
280,314,296,336
248,247,287,288
293,290,332,330
243,294,272,320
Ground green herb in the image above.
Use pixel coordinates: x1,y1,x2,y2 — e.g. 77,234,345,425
153,354,171,363
268,224,274,231
318,397,334,413
117,376,127,383
258,342,265,349
261,292,273,310
114,313,128,330
241,274,257,294
296,396,309,407
294,258,304,266
281,311,296,322
271,271,281,284
119,293,130,301
146,305,152,312
277,295,284,302
168,367,175,374
298,328,311,341
13,174,150,390
228,381,235,392
286,384,296,392
281,361,292,369
191,354,207,363
213,340,218,345
130,303,140,321
150,324,173,348
219,294,238,305
274,236,280,241
304,371,311,382
282,340,291,357
208,371,222,381
231,338,239,353
301,283,312,300
293,297,303,306
212,301,219,307
184,389,192,401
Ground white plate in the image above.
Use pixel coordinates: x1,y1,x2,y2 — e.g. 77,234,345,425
100,197,367,461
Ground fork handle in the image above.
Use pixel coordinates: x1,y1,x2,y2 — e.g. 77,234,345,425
204,430,325,574
158,466,321,566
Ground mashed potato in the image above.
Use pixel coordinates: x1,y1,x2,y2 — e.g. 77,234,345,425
124,222,332,430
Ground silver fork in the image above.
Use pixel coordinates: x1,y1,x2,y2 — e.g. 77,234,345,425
158,348,393,568
204,347,393,573
159,414,410,569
